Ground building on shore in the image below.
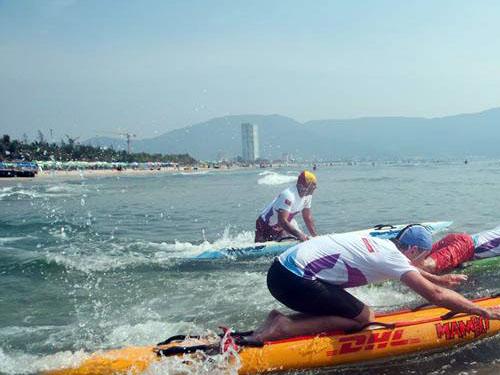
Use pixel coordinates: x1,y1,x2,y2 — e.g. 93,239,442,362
241,123,259,162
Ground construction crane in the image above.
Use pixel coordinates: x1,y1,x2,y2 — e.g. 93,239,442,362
120,132,136,154
100,131,137,154
64,135,81,147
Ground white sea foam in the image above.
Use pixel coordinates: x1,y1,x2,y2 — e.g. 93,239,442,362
0,325,64,338
143,350,240,375
45,250,152,273
44,183,88,196
0,183,88,201
43,227,256,273
106,320,201,347
351,282,418,310
0,347,238,375
257,171,296,185
174,171,210,176
0,347,88,375
0,236,28,244
0,320,230,374
0,188,41,200
0,186,14,194
258,170,274,176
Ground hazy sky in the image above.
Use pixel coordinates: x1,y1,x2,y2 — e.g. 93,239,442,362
1,0,500,140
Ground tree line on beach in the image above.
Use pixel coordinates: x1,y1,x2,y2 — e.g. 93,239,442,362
0,134,197,164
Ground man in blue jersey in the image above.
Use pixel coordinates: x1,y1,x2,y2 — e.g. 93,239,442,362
255,170,318,243
248,225,500,342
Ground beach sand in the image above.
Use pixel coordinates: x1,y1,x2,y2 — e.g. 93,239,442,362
0,165,242,184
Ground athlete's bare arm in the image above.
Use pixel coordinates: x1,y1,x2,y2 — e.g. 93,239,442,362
302,208,317,237
277,210,308,241
401,271,500,319
417,268,467,288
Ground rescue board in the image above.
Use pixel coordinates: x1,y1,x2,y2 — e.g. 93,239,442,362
195,221,453,259
461,256,500,273
44,294,499,375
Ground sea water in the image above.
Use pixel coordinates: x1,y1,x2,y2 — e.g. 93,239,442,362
0,161,498,374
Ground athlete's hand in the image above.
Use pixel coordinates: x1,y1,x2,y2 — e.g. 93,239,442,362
438,274,468,288
298,233,309,242
483,307,500,320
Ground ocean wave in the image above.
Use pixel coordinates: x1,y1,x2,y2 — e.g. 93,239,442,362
143,350,240,375
106,320,200,347
0,236,30,244
44,183,89,196
0,347,89,375
257,171,296,185
0,346,239,375
0,320,213,375
0,189,42,201
42,227,256,273
174,171,210,176
0,183,88,201
258,170,274,176
45,250,156,273
2,226,254,274
0,325,65,338
351,282,417,311
335,176,395,183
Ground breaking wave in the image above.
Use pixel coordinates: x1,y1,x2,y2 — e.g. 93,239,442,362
257,171,296,185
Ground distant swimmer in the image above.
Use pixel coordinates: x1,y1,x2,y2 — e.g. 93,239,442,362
255,170,318,243
247,225,500,342
415,225,500,273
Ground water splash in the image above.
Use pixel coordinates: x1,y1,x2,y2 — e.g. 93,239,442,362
257,171,296,185
43,226,256,273
0,348,88,375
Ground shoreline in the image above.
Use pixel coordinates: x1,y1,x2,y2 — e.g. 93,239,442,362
0,166,244,184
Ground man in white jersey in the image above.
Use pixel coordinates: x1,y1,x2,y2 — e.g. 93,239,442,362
247,225,500,342
255,170,318,243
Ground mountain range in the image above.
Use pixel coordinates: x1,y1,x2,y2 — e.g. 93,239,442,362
85,108,500,160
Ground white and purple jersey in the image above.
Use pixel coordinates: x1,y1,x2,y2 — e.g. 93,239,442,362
259,185,312,227
278,233,417,288
472,226,500,259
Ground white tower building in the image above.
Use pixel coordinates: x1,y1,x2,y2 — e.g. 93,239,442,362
241,123,259,162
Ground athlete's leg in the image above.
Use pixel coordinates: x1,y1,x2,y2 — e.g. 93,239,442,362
255,218,277,243
255,219,265,242
251,305,373,342
252,309,283,336
257,258,372,341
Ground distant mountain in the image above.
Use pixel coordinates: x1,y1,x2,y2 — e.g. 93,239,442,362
304,107,500,159
85,108,500,160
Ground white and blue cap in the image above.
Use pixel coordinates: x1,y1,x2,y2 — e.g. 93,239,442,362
398,225,432,251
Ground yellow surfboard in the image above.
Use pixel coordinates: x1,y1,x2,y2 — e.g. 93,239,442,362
45,295,500,375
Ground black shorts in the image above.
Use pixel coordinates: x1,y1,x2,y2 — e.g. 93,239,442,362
267,259,365,319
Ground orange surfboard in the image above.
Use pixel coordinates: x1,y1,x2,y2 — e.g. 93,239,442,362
45,295,500,375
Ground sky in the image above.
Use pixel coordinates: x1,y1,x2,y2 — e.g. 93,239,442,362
1,0,500,141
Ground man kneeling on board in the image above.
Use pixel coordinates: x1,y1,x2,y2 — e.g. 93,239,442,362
415,225,500,274
248,225,500,342
255,170,318,243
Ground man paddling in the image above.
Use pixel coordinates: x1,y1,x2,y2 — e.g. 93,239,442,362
255,170,318,243
249,225,500,342
415,225,500,273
